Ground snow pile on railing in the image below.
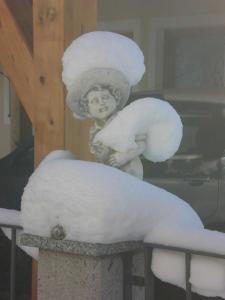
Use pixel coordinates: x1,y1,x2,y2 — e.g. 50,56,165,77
0,208,38,259
21,152,225,298
0,208,21,227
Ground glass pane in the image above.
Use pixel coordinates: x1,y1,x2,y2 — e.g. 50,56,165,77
164,28,225,89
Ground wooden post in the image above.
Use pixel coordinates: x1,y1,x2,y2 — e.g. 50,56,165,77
0,0,97,299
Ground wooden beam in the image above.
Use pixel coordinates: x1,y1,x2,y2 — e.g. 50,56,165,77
0,0,34,121
64,0,97,160
33,0,66,165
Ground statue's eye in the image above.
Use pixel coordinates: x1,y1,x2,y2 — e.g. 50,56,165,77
91,97,99,103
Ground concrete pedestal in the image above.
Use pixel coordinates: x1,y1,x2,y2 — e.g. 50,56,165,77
38,250,123,300
21,234,142,300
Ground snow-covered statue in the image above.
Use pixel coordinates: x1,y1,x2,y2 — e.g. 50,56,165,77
62,31,145,178
62,31,183,179
5,30,225,300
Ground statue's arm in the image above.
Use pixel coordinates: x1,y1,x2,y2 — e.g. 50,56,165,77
90,141,112,163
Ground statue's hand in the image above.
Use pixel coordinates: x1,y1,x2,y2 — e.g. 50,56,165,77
92,141,104,154
108,152,129,167
91,141,111,162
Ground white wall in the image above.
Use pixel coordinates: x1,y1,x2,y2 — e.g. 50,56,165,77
0,75,11,158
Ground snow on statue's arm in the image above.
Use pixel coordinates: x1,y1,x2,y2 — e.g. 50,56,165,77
94,97,183,163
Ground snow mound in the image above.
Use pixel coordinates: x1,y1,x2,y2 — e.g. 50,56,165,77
38,149,76,167
0,208,21,227
62,31,145,90
21,153,225,297
94,98,183,162
21,157,200,243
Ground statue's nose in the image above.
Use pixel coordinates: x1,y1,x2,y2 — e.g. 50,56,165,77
99,97,106,104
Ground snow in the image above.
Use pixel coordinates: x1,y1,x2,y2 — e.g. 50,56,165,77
62,31,145,91
94,98,183,162
0,208,21,227
38,149,76,167
21,152,225,298
0,208,38,259
152,251,225,298
21,155,201,244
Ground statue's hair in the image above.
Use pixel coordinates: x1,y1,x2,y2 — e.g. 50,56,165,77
79,84,122,116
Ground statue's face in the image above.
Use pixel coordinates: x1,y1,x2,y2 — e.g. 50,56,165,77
87,89,117,119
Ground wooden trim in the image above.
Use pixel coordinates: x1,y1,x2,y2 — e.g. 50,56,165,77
31,260,38,300
0,0,34,121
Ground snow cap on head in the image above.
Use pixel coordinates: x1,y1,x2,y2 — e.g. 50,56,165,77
62,31,146,90
62,31,145,118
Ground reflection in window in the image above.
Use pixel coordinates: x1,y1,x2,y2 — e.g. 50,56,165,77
164,28,225,89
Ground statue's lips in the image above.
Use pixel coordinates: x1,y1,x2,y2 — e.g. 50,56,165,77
98,107,109,113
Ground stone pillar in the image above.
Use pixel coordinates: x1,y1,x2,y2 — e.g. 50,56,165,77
21,234,142,300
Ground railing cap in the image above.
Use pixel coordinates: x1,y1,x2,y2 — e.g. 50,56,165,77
20,233,143,256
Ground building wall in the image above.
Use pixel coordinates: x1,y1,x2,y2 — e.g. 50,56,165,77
98,0,225,90
0,75,11,158
98,0,225,21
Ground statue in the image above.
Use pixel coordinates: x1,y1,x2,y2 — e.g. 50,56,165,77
82,85,146,179
62,31,146,179
62,31,182,180
66,67,146,179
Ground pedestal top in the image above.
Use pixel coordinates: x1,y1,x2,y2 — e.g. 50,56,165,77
21,233,143,256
